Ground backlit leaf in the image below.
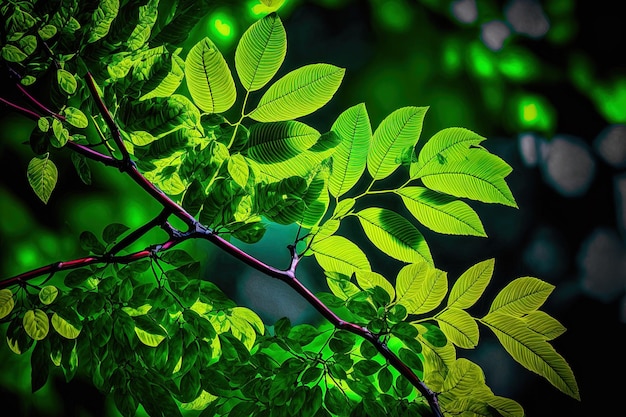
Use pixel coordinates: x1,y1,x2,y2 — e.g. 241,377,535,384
51,313,81,339
248,63,345,122
27,153,58,204
329,103,371,197
415,148,517,207
367,106,427,181
57,69,77,95
395,261,447,315
354,270,395,300
435,308,479,348
88,0,119,43
356,207,432,265
397,186,485,236
0,289,14,319
235,12,286,91
447,258,494,309
248,121,320,163
489,277,554,317
482,312,580,400
228,154,249,189
311,235,370,276
23,309,49,340
185,37,236,114
39,286,59,305
135,327,166,347
523,311,566,340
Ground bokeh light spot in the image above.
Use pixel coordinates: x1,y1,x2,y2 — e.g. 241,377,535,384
468,41,496,78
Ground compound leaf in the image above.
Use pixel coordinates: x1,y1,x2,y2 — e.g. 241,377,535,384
248,63,345,122
235,12,286,91
356,207,432,265
397,186,485,236
329,103,371,197
185,37,236,114
247,121,320,164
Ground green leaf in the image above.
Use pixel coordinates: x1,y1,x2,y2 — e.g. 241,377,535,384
415,148,518,207
435,308,479,348
57,69,77,95
311,235,370,276
181,179,204,217
63,107,88,128
235,12,286,91
354,270,395,301
482,312,580,400
395,261,447,315
31,340,50,392
0,289,15,319
329,103,372,197
356,207,432,265
64,268,93,288
412,127,486,178
79,231,106,254
88,0,120,43
447,258,494,309
102,223,130,245
27,153,58,204
39,286,59,305
489,277,554,317
248,63,345,122
227,154,249,189
524,311,566,340
38,24,58,41
51,313,81,339
441,358,483,396
70,153,92,185
367,106,427,181
1,44,28,62
23,309,49,340
248,121,320,164
397,186,486,236
185,37,236,114
128,0,159,51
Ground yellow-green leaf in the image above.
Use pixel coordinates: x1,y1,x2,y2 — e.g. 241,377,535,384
248,121,320,164
442,358,484,396
228,154,249,189
354,270,395,300
367,106,427,181
482,312,580,400
523,310,566,340
395,261,447,314
23,309,49,340
248,63,345,122
27,153,58,204
232,306,265,335
489,277,554,317
39,286,59,305
436,308,479,349
185,37,236,114
326,271,361,301
134,327,166,347
235,12,286,91
181,390,217,411
51,313,81,339
329,103,372,197
0,289,14,319
356,207,432,265
447,258,494,309
63,107,88,128
57,69,77,95
397,186,486,236
311,235,370,276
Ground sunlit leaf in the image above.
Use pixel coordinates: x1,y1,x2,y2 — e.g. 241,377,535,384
447,258,494,309
23,309,49,340
185,37,236,114
395,261,447,315
354,270,395,300
367,106,427,181
39,286,59,305
0,289,14,319
235,12,286,91
27,153,58,204
356,207,432,265
128,0,159,51
435,308,479,348
248,64,345,122
489,277,554,317
88,0,120,43
329,103,371,197
51,313,81,339
415,148,517,207
135,327,166,347
482,312,580,400
397,186,486,236
441,358,484,396
227,154,249,189
311,235,370,276
248,121,320,163
57,69,77,95
523,311,566,340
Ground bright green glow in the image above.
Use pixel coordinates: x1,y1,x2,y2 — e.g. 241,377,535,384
515,94,555,132
592,79,626,123
497,47,539,81
378,0,412,31
250,0,287,15
16,244,38,268
469,41,496,78
208,11,236,42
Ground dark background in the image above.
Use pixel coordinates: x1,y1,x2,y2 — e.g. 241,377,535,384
1,0,624,416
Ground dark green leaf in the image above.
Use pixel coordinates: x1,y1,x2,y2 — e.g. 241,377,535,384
31,340,50,392
160,250,195,267
391,322,418,341
421,322,447,347
181,179,204,217
377,366,393,392
301,366,323,384
64,268,93,288
353,359,381,377
102,223,129,245
79,231,105,254
70,153,92,185
359,341,378,359
179,367,201,403
274,317,291,338
398,348,423,372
